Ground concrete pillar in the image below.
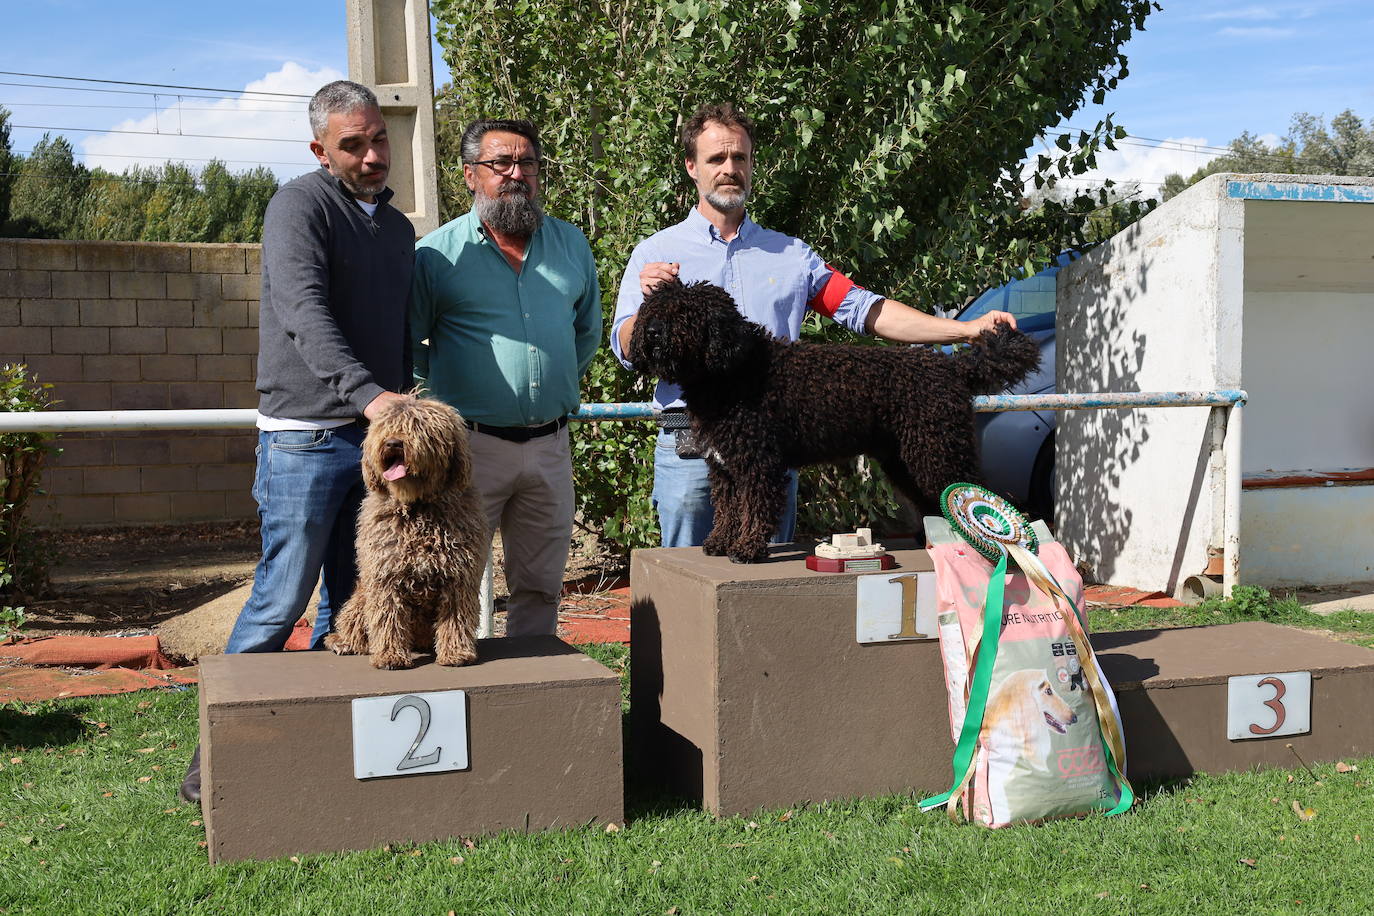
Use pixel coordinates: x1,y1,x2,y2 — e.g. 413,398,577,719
346,0,440,237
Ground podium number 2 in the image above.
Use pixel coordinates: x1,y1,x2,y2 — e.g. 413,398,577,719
392,695,442,770
1248,677,1287,736
352,689,469,779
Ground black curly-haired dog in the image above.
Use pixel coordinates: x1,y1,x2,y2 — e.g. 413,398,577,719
628,279,1041,563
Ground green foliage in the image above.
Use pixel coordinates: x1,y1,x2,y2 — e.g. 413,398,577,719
433,0,1159,553
2,118,277,242
7,133,88,239
0,602,25,643
1,364,59,603
0,107,15,230
1162,109,1374,200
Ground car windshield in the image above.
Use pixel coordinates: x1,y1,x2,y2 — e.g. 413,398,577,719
956,252,1076,333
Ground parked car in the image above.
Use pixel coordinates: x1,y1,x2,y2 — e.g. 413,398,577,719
952,252,1078,524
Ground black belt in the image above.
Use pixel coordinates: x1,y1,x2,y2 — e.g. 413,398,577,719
657,408,691,430
464,415,568,443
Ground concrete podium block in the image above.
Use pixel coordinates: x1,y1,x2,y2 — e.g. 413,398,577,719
1095,621,1374,777
631,544,948,816
199,636,622,863
631,546,1374,817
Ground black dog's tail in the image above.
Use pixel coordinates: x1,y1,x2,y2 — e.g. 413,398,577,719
952,323,1041,394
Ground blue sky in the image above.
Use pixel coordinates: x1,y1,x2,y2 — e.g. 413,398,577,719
6,1,1374,196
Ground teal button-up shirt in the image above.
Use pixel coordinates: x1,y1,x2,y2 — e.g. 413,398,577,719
411,211,602,427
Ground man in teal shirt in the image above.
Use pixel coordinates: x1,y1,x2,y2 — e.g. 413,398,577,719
412,118,601,636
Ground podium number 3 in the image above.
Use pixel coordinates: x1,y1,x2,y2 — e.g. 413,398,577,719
1248,676,1287,736
392,695,442,771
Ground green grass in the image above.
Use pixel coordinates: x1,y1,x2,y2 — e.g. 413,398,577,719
1089,586,1374,649
3,644,1373,916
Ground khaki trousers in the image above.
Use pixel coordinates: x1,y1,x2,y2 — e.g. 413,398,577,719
468,424,574,637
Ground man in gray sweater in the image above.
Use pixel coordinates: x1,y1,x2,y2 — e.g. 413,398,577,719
180,80,413,803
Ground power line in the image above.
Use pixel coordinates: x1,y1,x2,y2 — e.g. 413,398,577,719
13,123,304,144
0,70,311,99
2,101,301,114
15,149,305,168
0,79,281,103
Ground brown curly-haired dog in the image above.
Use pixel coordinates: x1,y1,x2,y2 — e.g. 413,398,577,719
324,397,488,669
628,279,1040,563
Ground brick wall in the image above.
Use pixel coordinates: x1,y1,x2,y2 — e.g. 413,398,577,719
0,238,261,527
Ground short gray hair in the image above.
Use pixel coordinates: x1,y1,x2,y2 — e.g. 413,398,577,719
460,118,542,165
308,81,379,139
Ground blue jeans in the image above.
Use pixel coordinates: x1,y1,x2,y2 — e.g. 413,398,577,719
225,425,367,654
652,429,798,548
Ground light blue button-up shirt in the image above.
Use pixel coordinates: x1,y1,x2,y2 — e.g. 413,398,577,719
412,211,602,427
612,208,883,408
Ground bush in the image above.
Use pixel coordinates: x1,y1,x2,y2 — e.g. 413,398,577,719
1,364,59,603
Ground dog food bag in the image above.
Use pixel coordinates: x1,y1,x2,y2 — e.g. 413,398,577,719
924,540,1131,827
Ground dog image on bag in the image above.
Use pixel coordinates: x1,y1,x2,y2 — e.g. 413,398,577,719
324,397,489,670
980,666,1080,823
628,279,1040,563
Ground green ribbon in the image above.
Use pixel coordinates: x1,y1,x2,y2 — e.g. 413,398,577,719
920,552,1007,812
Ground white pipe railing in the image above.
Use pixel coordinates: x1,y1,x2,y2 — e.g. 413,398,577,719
1,389,1249,630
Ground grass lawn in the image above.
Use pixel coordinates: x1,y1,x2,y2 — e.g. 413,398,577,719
3,599,1373,915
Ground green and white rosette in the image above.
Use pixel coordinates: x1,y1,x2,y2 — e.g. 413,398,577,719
920,483,1134,820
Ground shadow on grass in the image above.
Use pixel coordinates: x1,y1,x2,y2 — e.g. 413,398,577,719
0,701,88,748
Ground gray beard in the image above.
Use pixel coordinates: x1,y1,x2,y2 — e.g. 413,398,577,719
705,184,748,213
474,181,544,238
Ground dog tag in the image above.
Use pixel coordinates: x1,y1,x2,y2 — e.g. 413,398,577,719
352,690,469,779
1226,672,1311,741
856,571,938,643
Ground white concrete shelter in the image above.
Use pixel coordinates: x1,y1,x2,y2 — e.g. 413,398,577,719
1056,173,1374,591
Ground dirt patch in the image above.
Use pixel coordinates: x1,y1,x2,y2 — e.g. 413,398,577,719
17,522,625,662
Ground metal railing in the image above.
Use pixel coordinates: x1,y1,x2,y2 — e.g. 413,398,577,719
0,389,1248,634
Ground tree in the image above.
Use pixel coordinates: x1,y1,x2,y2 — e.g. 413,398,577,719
430,0,1160,552
77,166,155,241
1162,109,1374,200
7,133,89,239
0,107,15,231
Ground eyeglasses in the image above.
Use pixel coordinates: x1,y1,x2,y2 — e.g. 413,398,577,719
466,157,543,176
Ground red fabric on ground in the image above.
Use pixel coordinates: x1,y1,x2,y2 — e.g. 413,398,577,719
0,665,198,703
284,616,314,651
557,585,631,645
1084,584,1184,608
2,635,178,670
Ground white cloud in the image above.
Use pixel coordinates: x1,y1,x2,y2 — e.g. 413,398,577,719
1219,25,1296,38
1197,5,1281,20
1022,136,1224,195
78,62,345,180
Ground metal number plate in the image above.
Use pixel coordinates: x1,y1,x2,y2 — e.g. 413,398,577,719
351,690,469,780
856,571,938,643
1226,672,1312,741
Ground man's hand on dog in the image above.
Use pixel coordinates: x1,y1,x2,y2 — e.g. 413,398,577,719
966,310,1018,336
640,261,680,295
363,390,413,421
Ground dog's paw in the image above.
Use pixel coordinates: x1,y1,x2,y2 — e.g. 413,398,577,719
323,634,356,656
371,652,415,670
728,547,768,564
436,649,478,667
702,534,728,556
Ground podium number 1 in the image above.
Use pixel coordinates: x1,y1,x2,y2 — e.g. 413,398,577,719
1226,672,1311,741
352,690,469,779
887,575,930,640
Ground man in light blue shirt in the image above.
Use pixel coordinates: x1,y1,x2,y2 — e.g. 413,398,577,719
612,103,1015,548
413,118,601,635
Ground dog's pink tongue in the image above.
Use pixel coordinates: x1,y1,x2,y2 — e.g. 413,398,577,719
383,463,408,481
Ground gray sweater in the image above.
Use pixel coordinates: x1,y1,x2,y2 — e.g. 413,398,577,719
256,168,414,421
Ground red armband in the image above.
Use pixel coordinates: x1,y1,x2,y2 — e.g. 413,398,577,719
807,265,862,318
